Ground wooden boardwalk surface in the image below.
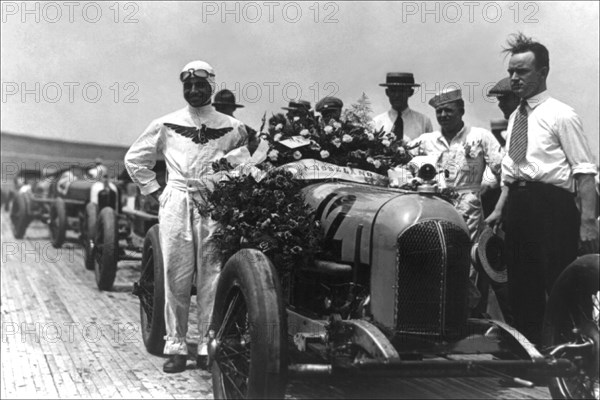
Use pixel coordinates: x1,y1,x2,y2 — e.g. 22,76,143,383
0,208,552,399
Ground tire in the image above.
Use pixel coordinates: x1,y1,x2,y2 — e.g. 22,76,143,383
138,224,166,355
211,249,287,399
49,197,67,248
84,202,98,271
542,254,599,399
10,192,30,239
94,207,118,291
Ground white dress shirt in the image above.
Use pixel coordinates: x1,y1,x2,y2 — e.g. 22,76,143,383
373,107,433,141
501,91,597,192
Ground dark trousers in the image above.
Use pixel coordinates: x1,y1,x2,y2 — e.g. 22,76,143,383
478,186,513,324
504,182,579,345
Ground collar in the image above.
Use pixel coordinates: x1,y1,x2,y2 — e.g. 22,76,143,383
388,107,411,119
187,103,214,116
436,124,468,144
524,90,549,110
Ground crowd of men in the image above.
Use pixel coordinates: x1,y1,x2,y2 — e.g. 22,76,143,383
124,32,598,373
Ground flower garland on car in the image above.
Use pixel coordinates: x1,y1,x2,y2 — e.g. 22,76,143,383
260,93,418,176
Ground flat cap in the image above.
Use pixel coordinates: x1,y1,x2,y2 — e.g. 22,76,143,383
487,77,512,97
316,97,343,112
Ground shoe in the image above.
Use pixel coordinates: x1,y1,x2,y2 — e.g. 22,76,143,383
197,355,208,371
163,355,187,373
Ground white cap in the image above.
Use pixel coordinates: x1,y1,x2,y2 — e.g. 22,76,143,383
429,87,463,108
181,60,215,77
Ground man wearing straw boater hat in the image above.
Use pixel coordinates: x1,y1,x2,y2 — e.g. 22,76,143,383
373,72,433,141
125,60,248,373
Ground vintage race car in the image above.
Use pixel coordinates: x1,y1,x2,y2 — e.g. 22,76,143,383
90,160,168,291
135,162,599,399
9,165,118,246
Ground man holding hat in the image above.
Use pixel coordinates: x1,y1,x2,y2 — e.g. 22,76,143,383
316,96,344,124
125,60,248,373
212,89,244,117
374,72,433,141
486,34,598,345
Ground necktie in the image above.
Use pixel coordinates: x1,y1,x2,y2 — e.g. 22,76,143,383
392,114,404,141
508,100,528,164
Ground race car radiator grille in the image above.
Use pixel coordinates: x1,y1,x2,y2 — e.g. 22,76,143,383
395,220,470,336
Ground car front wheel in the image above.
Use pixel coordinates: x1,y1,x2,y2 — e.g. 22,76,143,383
543,254,599,399
211,249,287,399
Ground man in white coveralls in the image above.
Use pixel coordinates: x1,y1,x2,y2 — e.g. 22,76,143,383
125,60,248,373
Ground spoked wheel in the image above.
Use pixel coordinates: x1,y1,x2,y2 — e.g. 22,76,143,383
10,192,31,239
137,224,166,355
83,202,98,271
543,254,599,399
49,197,67,248
94,207,118,291
211,249,287,399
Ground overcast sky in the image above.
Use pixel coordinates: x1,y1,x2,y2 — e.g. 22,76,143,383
1,1,598,160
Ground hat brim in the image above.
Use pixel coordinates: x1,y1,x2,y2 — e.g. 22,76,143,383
380,83,421,87
486,91,512,97
477,226,508,283
282,107,308,111
214,102,244,108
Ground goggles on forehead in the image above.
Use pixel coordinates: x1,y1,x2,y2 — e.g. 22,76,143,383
180,68,215,82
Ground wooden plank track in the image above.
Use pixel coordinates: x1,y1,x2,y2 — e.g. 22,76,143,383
0,208,552,399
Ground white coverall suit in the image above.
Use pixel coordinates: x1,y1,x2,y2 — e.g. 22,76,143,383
125,104,247,355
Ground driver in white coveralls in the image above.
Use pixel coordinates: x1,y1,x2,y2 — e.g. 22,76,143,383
124,60,248,373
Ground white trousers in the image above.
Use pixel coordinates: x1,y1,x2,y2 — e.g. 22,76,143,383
158,185,221,355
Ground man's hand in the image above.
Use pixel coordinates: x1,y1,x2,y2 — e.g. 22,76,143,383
579,217,599,255
484,185,509,233
148,188,164,208
485,209,502,232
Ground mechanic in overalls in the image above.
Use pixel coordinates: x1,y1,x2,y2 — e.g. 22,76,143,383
411,87,504,309
125,60,248,373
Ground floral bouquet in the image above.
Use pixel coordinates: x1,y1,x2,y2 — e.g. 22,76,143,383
259,93,418,176
201,169,322,281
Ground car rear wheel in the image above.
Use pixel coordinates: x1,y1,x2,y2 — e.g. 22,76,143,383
542,254,599,399
10,192,31,239
211,249,287,399
94,207,118,291
49,197,67,248
84,202,98,271
137,224,166,355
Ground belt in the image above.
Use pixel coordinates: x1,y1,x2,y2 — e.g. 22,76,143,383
509,180,575,197
509,180,540,188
